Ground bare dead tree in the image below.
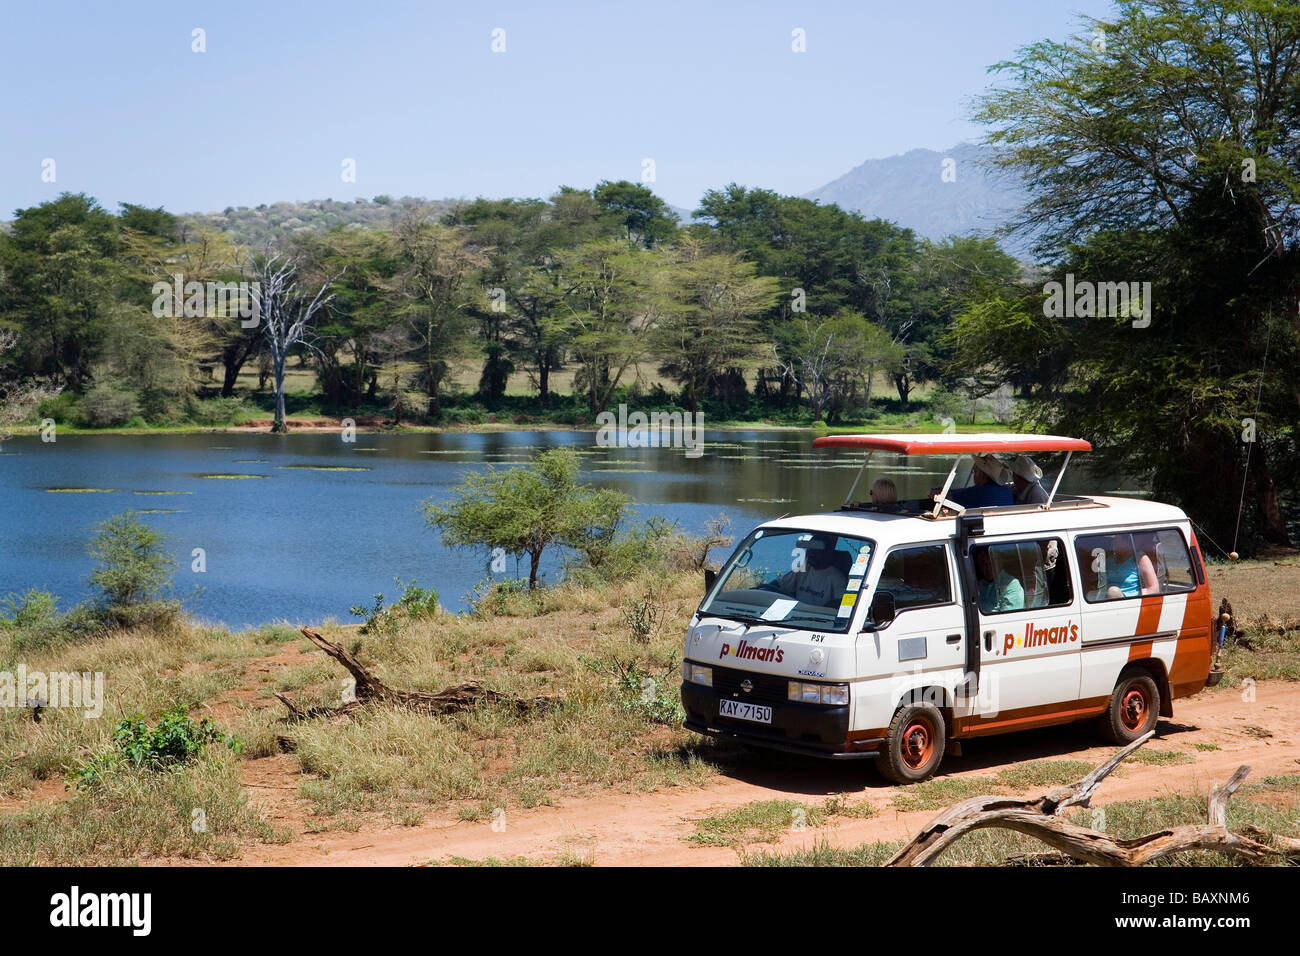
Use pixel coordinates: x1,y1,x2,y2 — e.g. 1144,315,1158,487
246,253,341,433
273,627,556,720
889,732,1300,867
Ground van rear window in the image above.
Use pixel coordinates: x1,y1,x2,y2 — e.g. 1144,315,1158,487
1075,528,1196,602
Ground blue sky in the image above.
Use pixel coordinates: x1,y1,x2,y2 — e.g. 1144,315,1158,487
1,0,1116,216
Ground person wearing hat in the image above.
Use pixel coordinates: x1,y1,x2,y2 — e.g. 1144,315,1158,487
943,454,1014,508
1011,455,1049,505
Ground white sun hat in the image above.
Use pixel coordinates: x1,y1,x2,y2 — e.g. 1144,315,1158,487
1011,455,1043,483
972,454,1012,484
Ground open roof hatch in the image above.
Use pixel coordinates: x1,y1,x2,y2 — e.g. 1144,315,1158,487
812,432,1094,519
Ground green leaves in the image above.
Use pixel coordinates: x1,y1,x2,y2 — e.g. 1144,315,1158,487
424,448,630,589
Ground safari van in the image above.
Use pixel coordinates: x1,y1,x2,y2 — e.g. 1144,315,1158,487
680,434,1215,783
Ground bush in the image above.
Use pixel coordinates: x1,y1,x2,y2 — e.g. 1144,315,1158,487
580,654,684,725
188,396,247,426
71,706,242,789
88,511,177,610
0,590,104,652
467,578,544,618
81,384,141,427
36,391,84,426
349,578,439,636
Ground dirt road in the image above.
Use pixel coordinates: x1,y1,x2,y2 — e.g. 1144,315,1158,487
231,680,1300,866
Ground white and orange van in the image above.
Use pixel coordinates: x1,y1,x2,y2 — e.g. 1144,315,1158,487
681,434,1215,783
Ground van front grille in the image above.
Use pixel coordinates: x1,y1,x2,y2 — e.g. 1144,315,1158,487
713,666,788,706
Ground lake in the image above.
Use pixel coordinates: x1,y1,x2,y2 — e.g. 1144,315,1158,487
0,430,1101,628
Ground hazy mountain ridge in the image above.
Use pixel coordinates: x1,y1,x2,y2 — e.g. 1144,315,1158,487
803,142,1032,252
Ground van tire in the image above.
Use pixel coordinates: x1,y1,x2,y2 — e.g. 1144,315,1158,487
878,702,946,784
1097,672,1161,745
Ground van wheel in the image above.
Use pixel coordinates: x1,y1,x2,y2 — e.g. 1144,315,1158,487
1097,672,1161,745
878,702,945,784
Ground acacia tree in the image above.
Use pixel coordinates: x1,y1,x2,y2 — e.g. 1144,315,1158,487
247,252,340,432
424,447,628,590
391,212,482,417
0,331,59,449
974,0,1300,549
654,238,781,414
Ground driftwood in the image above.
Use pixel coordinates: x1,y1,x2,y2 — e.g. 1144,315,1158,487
888,731,1300,867
274,626,555,720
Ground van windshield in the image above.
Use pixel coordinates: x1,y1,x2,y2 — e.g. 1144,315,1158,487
700,528,874,633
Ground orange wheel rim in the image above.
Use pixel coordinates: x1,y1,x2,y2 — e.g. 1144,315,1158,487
1120,686,1149,731
901,718,935,769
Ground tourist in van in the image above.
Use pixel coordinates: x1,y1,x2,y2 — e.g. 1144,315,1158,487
942,455,1014,508
772,535,848,606
870,477,899,507
1011,455,1049,505
1104,534,1161,599
975,546,1024,613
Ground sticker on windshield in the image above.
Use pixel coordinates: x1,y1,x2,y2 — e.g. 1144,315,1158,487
837,593,856,618
851,552,869,575
761,598,798,622
846,576,863,592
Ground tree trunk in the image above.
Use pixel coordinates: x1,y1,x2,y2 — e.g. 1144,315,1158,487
1251,452,1290,546
528,549,541,590
272,355,288,433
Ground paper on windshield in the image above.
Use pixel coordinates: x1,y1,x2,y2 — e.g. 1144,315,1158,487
760,598,798,621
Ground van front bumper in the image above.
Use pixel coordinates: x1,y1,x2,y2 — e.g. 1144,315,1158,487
681,680,881,760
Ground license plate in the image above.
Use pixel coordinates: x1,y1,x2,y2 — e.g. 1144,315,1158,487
719,699,772,724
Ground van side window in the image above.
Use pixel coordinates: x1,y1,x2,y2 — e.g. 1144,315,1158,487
974,538,1072,615
876,545,952,612
1075,528,1195,602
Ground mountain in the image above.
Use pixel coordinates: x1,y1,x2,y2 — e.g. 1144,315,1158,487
803,142,1033,253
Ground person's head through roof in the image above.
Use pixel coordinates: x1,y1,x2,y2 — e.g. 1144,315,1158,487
1011,455,1043,494
971,454,1011,487
870,477,897,506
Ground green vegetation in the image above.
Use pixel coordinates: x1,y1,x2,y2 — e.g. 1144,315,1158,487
71,706,242,789
425,447,630,589
687,795,876,848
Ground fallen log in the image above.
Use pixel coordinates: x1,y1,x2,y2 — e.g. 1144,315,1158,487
274,626,557,720
888,732,1300,867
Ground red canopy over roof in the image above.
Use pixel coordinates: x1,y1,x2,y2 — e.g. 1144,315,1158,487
811,433,1092,455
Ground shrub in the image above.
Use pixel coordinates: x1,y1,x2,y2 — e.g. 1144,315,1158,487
349,578,439,636
87,511,177,610
580,654,684,725
81,383,141,427
71,706,242,789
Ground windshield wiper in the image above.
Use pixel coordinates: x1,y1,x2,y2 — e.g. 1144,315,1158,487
705,610,767,628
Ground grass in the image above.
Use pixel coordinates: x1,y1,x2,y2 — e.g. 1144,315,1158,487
1125,749,1195,766
890,776,1002,812
687,795,876,848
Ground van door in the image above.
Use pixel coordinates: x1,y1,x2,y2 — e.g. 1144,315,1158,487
965,536,1083,732
856,542,964,733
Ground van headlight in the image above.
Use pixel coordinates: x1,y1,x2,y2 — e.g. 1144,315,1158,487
683,662,713,687
787,681,849,705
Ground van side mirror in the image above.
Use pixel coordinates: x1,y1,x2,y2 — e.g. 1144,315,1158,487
704,568,717,593
865,591,896,630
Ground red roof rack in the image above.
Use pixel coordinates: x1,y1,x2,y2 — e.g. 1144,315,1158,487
812,433,1092,455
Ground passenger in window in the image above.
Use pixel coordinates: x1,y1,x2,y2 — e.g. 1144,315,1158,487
1011,455,1049,505
938,455,1014,508
975,547,1025,613
772,535,848,606
1104,535,1160,599
870,477,899,507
